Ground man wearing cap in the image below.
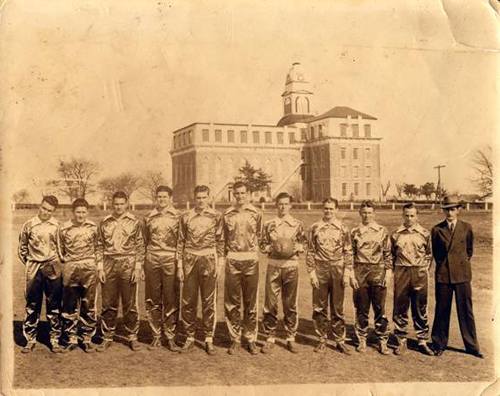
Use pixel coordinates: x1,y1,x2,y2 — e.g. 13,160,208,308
390,203,433,356
18,195,63,353
97,191,145,352
306,197,354,354
260,191,307,354
430,195,483,358
59,198,100,353
351,200,392,355
177,185,224,355
222,181,262,355
143,185,181,351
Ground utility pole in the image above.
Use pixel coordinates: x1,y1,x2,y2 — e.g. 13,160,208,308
434,164,446,203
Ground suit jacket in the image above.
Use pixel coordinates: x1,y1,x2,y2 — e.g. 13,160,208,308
431,219,474,284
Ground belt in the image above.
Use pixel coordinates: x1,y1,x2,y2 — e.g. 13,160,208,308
268,258,298,269
185,247,216,257
227,251,258,261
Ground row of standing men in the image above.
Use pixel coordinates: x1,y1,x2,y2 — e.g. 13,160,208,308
17,182,482,358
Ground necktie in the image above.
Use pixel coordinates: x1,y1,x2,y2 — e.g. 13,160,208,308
449,222,454,233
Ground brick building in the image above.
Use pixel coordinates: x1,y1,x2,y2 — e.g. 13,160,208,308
170,63,381,203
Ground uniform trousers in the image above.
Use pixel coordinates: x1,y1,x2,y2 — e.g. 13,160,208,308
61,258,97,344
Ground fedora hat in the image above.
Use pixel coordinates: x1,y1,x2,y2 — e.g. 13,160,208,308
441,195,463,209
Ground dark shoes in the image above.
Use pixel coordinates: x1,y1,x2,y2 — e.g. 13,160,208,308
378,341,390,355
166,338,181,352
261,341,275,354
336,342,351,355
148,337,161,350
418,341,434,356
21,342,36,354
356,339,367,353
62,343,78,353
97,340,113,352
287,341,299,354
314,341,327,353
247,342,259,355
129,340,143,351
394,339,407,356
180,339,194,353
81,342,97,353
205,341,216,356
467,349,484,359
227,341,239,355
51,343,64,354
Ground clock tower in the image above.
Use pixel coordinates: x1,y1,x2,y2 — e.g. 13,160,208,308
282,62,313,117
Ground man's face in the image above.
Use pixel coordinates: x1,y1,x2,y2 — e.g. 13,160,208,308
233,186,248,206
359,207,375,225
156,191,171,209
38,201,56,221
276,197,291,217
323,202,337,221
403,207,418,227
112,198,128,216
73,206,88,225
195,190,210,209
444,206,460,221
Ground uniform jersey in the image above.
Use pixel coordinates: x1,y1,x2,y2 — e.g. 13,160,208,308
143,206,180,255
59,219,99,262
351,222,392,269
222,204,262,258
18,216,60,263
260,214,307,261
391,223,432,267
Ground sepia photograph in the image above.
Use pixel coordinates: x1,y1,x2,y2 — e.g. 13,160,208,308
0,0,498,395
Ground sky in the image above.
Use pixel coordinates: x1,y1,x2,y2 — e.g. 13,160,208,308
1,0,498,201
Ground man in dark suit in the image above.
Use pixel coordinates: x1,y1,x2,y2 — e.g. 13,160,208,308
430,195,483,358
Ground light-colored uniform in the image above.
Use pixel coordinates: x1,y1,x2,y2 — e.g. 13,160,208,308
222,204,262,343
177,207,224,343
143,206,181,341
351,222,392,343
306,218,353,343
260,215,307,342
18,216,62,346
391,223,432,341
97,212,145,342
59,219,100,345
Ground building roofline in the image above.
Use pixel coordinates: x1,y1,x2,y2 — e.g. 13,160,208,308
172,122,297,134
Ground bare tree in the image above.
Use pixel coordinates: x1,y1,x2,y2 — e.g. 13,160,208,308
98,172,141,202
49,157,100,201
380,181,391,201
471,145,493,198
12,188,31,203
395,183,404,199
138,170,168,203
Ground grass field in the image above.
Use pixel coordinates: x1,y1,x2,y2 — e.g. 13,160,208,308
10,208,494,388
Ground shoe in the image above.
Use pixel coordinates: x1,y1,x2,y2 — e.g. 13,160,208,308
81,342,97,353
129,340,143,351
287,341,299,354
205,341,216,356
166,338,181,352
148,337,161,350
314,341,327,353
21,342,35,353
378,341,390,355
227,341,239,355
180,339,194,353
62,343,78,353
336,342,351,355
51,343,64,353
394,339,407,356
418,341,434,356
247,342,258,355
97,340,113,352
467,350,484,359
356,339,367,353
261,341,275,354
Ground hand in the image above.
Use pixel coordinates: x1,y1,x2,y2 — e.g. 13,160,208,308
383,269,393,288
177,267,184,283
131,267,144,283
309,270,320,289
349,275,359,290
97,263,106,283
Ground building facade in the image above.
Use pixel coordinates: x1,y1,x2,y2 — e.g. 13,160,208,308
170,63,381,203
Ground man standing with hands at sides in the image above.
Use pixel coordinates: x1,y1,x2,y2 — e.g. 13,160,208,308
97,191,145,352
430,196,483,358
143,186,181,352
59,198,100,353
351,200,392,355
222,181,262,355
260,192,307,354
177,185,224,355
306,197,355,354
18,195,63,353
390,203,434,356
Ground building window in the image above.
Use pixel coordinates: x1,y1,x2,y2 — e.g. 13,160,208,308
364,124,371,138
354,166,359,178
240,130,247,143
253,130,260,144
342,183,347,197
310,126,315,140
289,132,296,144
366,183,371,196
353,148,359,160
202,129,209,142
354,183,359,196
341,166,347,178
301,128,307,141
227,130,234,143
340,147,346,160
215,129,222,142
277,132,284,144
340,124,347,137
265,131,272,144
366,166,371,177
352,124,359,138
318,124,323,138
365,147,371,159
